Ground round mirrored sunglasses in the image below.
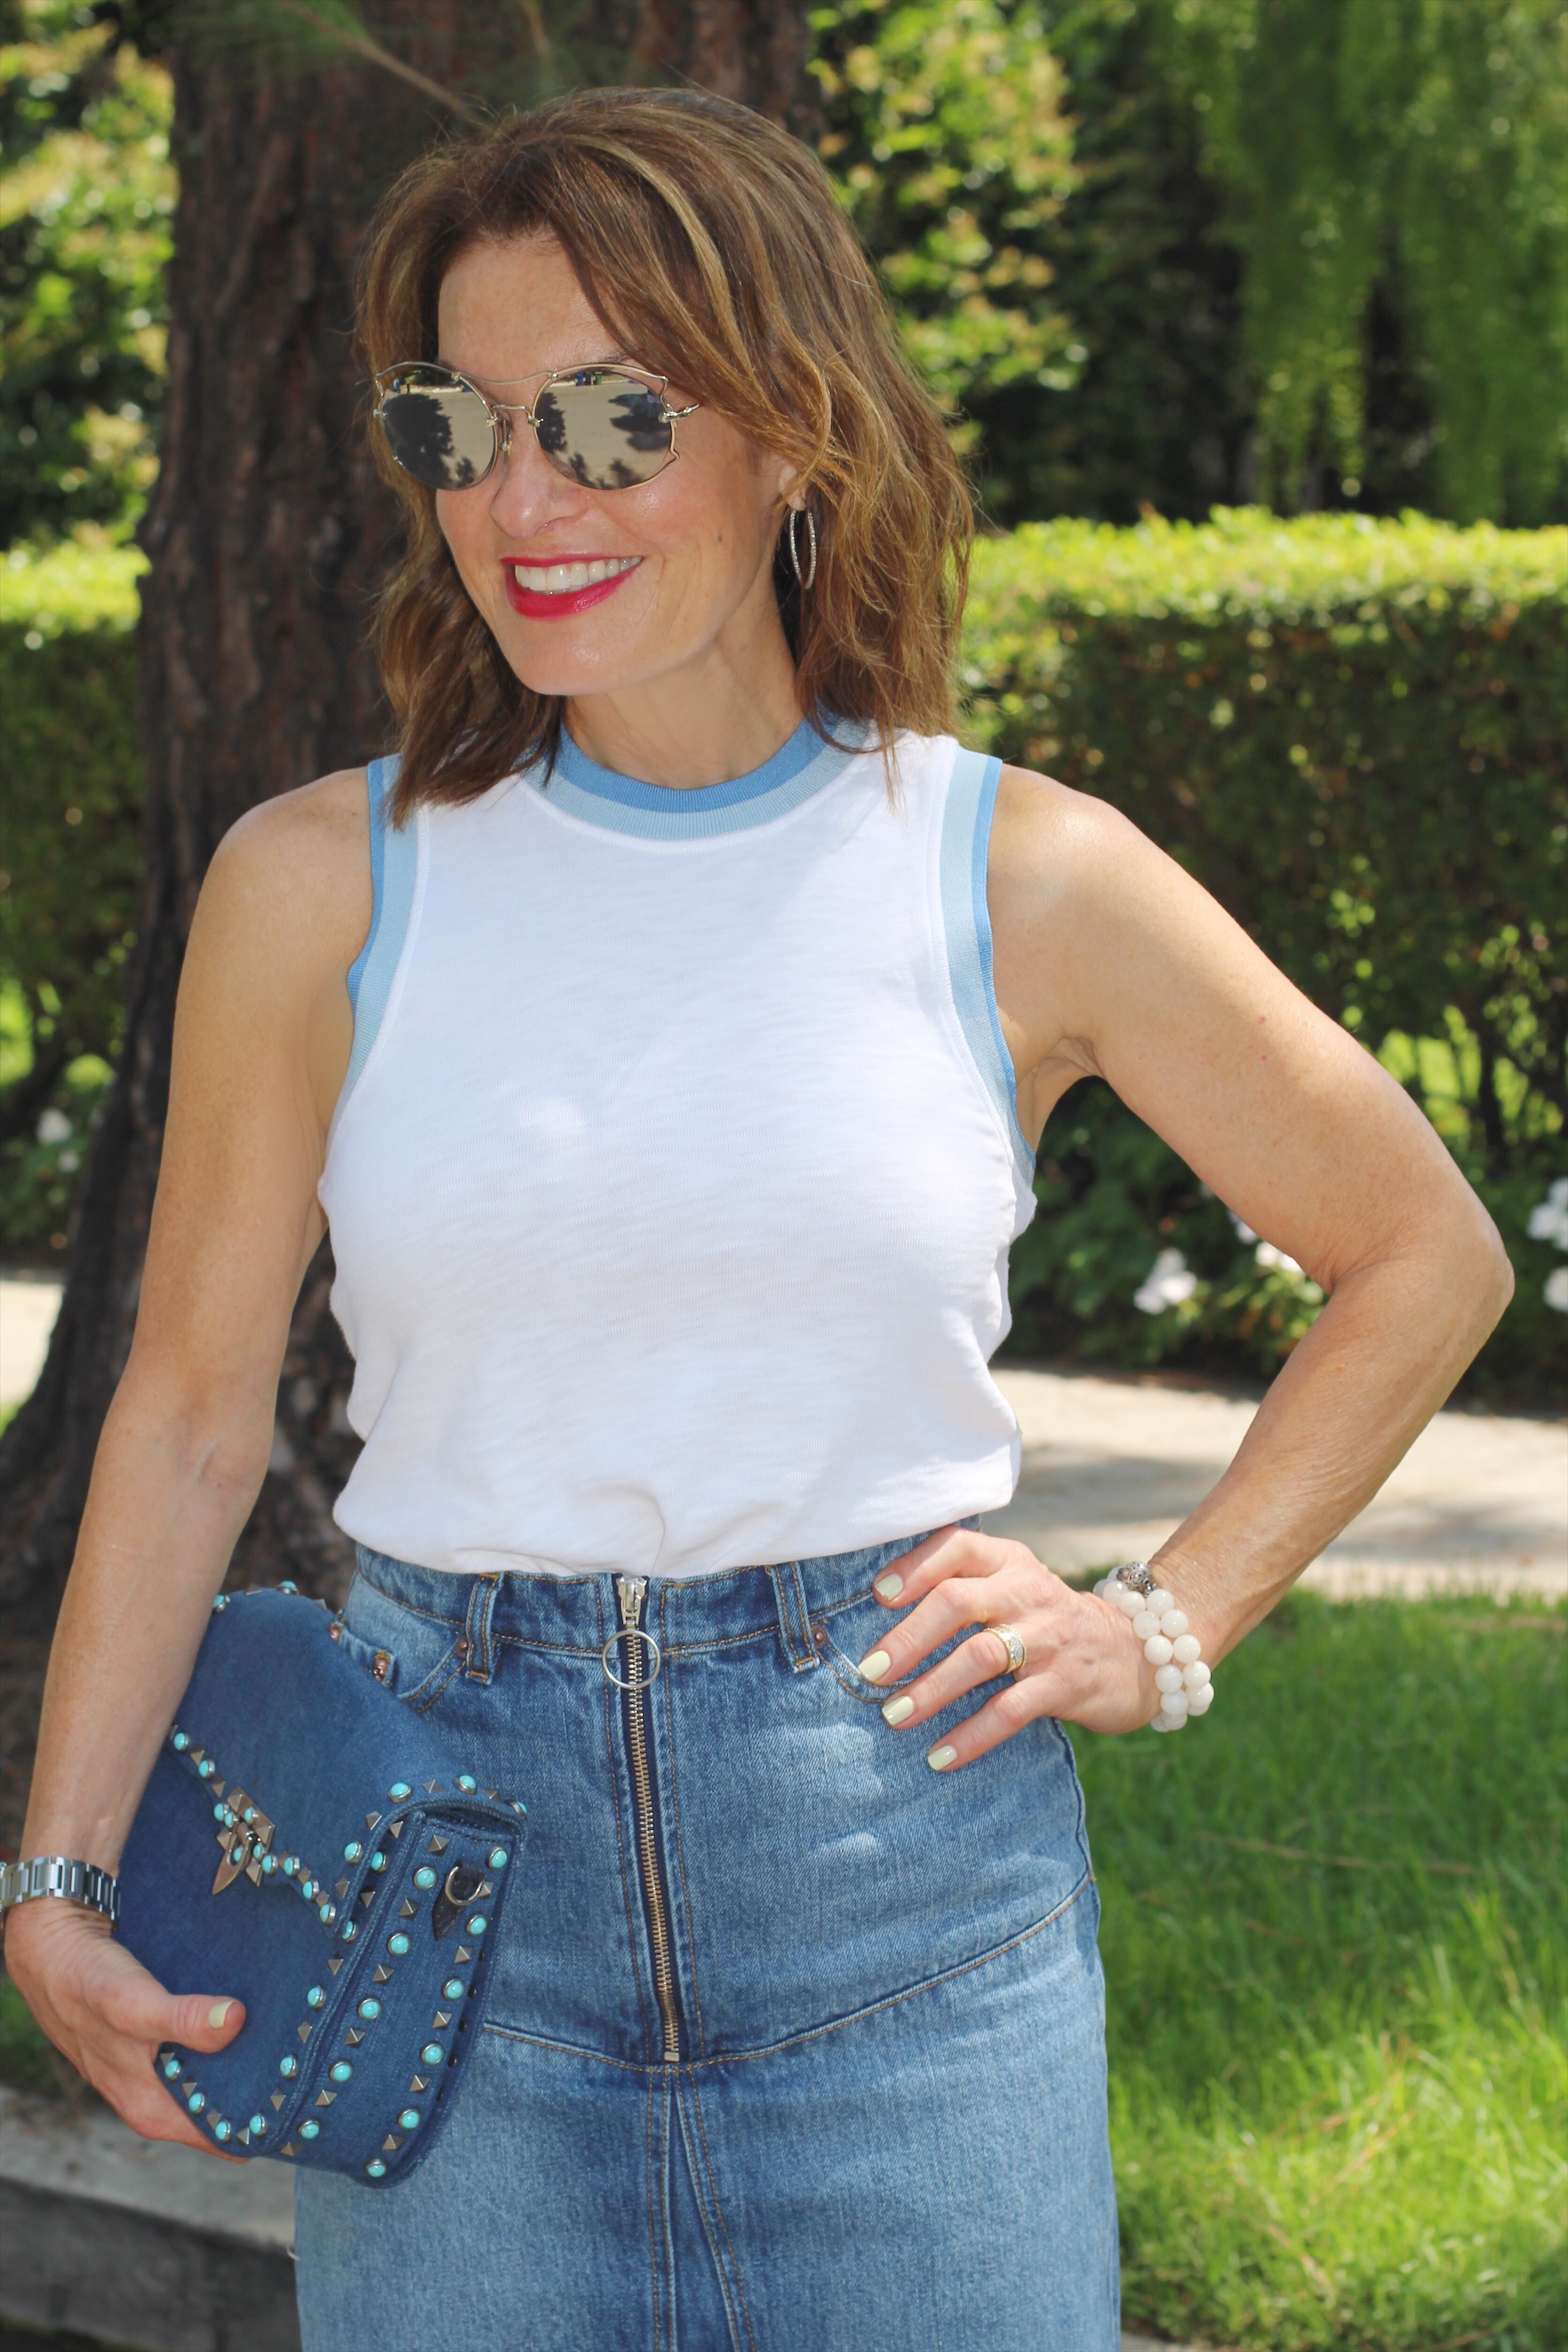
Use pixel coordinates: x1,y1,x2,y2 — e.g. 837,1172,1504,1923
373,362,698,494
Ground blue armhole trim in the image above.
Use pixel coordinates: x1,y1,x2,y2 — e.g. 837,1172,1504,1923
341,756,417,1111
940,747,1035,1183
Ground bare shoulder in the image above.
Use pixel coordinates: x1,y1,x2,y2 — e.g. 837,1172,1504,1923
989,762,1149,908
192,767,372,978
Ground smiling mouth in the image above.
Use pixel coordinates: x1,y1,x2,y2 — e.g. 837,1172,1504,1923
504,555,642,596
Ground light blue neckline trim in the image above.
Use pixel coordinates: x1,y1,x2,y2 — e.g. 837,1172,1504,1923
940,747,1034,1184
535,716,866,839
341,756,418,1111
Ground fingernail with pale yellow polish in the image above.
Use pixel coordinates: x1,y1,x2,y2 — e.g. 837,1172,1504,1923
208,2001,233,2029
926,1745,957,1772
881,1695,915,1726
857,1649,891,1683
873,1572,903,1600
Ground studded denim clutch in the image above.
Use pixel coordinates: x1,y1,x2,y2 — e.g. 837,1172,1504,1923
117,1584,526,2186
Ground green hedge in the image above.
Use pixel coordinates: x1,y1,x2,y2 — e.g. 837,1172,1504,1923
2,522,1563,1390
0,542,144,1256
964,511,1566,1397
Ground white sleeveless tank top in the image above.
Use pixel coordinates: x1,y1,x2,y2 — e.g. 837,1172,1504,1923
318,721,1037,1579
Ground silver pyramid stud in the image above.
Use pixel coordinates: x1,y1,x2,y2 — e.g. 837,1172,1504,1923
271,2092,285,2112
296,2023,313,2042
334,1878,350,1899
211,1777,226,1798
454,1946,471,1964
281,2143,297,2157
427,1835,449,1856
383,2134,401,2152
346,2029,365,2047
315,2090,335,2108
365,1812,382,1832
475,1881,493,1899
359,1889,374,1909
485,1788,499,1801
387,1820,403,1839
408,2074,428,2094
189,1748,205,1766
328,1956,344,1976
236,2129,250,2146
398,1899,418,1919
424,1780,442,1794
432,2011,451,2029
373,1965,394,1985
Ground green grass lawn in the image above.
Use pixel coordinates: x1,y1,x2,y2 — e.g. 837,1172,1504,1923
1073,1592,1567,2351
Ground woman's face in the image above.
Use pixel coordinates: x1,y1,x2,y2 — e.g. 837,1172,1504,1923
434,234,797,702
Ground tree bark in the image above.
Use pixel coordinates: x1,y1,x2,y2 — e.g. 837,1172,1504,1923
0,0,816,1723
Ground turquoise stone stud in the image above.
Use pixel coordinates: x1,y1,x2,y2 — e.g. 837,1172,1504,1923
443,1979,464,2000
241,1807,257,1825
212,1802,226,1822
398,2107,421,2131
511,1800,527,1816
387,1932,411,1957
317,1902,334,1924
369,1851,387,1872
466,1914,488,1937
187,2091,205,2112
366,2159,387,2179
279,1580,298,1593
162,2056,181,2079
213,2119,231,2142
343,1841,363,1864
422,2043,443,2067
457,1774,478,1793
197,1759,215,1779
279,2056,298,2078
171,1731,189,1751
488,1848,507,1870
413,1867,437,1891
260,1853,277,1875
299,2119,320,2140
212,1595,228,1611
306,1986,325,2008
281,1855,298,1876
250,2116,266,2136
357,1998,381,2021
341,1921,358,1942
330,2061,352,2084
388,1782,411,1801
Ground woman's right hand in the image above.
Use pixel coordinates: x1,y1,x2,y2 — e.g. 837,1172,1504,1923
4,1899,246,2154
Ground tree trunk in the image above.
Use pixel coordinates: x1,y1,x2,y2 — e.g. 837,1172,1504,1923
0,3,816,1823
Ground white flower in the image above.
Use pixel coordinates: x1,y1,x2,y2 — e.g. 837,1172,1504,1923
1134,1248,1198,1315
1229,1211,1258,1244
36,1108,72,1146
1545,1267,1568,1314
58,1150,79,1173
1527,1178,1568,1251
1254,1240,1303,1277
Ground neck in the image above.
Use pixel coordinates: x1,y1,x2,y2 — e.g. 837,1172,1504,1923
563,623,804,791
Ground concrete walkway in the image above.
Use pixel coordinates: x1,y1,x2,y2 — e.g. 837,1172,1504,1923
5,1276,1561,1598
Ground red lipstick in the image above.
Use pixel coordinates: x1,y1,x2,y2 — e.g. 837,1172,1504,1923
502,557,640,620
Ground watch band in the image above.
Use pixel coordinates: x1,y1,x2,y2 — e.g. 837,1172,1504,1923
0,1855,121,1927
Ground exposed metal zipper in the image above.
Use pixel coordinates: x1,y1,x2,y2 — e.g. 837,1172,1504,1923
614,1574,681,2063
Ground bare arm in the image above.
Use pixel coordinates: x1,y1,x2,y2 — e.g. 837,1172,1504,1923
4,769,369,2144
862,768,1512,1762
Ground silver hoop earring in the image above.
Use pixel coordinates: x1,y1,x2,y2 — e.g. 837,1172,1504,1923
786,506,817,592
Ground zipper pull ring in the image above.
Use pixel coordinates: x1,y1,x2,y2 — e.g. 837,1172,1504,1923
605,1577,660,1685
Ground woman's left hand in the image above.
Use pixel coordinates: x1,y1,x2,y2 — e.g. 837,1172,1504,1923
858,1526,1165,1766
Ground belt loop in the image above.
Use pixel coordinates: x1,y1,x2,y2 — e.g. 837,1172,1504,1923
767,1562,819,1674
463,1574,500,1683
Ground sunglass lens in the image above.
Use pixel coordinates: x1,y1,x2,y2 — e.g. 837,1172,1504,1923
534,373,672,490
376,371,497,489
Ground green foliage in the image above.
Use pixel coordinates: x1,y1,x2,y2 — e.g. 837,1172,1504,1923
0,540,143,1254
810,0,1081,501
0,0,174,546
965,509,1567,1392
1159,0,1568,523
1074,1592,1568,2350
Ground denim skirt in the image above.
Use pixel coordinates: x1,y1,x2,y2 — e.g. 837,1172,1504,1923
295,1536,1119,2351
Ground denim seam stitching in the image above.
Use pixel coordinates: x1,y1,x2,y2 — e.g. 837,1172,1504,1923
684,2074,759,2352
671,2084,744,2350
481,1872,1092,2075
646,2074,665,2352
400,1649,464,1714
659,1595,709,2061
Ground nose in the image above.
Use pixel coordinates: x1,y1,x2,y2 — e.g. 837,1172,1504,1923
483,410,591,538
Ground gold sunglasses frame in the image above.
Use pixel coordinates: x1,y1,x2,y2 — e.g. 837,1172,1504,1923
372,359,699,492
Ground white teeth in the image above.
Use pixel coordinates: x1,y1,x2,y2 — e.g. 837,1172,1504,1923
509,557,640,594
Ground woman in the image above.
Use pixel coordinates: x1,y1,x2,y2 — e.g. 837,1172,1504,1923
5,89,1510,2352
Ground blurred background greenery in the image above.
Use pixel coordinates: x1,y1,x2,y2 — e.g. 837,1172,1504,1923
1,0,1564,1395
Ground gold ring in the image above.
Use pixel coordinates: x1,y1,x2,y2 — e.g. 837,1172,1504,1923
992,1622,1027,1676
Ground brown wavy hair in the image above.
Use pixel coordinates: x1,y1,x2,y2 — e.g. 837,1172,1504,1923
355,86,973,815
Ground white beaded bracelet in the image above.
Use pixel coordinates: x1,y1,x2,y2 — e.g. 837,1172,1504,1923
1093,1561,1214,1733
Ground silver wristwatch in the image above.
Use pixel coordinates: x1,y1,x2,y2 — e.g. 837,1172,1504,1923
0,1856,120,1927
